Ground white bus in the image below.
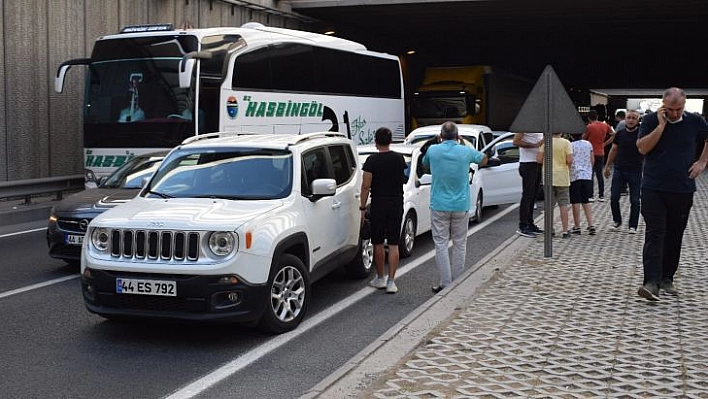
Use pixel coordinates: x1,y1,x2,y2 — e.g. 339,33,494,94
55,22,405,182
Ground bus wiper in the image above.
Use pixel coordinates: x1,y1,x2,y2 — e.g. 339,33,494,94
147,190,174,199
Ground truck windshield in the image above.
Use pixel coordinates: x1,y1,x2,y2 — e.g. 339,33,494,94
83,35,199,147
411,92,469,119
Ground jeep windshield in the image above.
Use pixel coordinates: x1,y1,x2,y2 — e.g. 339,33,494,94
145,148,293,200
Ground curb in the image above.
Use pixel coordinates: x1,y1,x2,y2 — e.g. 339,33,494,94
302,229,537,398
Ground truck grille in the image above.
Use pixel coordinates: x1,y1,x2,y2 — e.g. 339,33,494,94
109,230,200,261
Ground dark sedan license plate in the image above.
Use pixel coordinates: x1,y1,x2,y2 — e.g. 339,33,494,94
116,278,177,296
65,234,84,245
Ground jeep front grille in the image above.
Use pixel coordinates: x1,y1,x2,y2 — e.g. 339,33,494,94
109,230,200,261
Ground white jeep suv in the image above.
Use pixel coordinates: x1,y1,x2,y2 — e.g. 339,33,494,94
81,132,372,333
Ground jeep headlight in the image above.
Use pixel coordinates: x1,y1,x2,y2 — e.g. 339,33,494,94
208,232,237,257
91,227,110,252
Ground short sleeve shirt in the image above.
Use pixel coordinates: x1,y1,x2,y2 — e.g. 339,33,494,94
612,128,643,172
423,140,485,212
363,151,406,199
540,137,572,187
570,140,593,182
585,121,613,155
638,112,708,193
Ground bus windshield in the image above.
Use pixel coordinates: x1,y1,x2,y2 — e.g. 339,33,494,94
84,35,199,147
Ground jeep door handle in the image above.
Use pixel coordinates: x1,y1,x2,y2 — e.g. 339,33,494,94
331,200,342,209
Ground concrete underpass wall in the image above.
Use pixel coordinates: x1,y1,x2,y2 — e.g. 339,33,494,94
0,0,303,182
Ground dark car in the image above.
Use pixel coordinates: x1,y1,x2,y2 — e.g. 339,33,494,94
46,151,167,265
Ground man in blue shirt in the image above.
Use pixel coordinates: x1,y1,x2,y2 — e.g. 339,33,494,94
422,121,487,293
636,88,708,301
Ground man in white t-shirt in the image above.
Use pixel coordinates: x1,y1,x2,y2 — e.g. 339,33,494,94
513,132,544,237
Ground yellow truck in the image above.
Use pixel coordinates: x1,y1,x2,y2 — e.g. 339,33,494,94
410,66,533,131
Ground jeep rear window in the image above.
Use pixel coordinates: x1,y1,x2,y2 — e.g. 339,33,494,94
146,148,293,199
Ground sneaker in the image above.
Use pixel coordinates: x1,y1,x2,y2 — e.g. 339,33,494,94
369,275,387,289
598,196,605,202
611,222,621,229
561,231,571,239
637,282,660,301
570,226,581,235
431,285,445,294
516,228,537,238
660,281,678,296
588,226,596,235
628,227,637,234
531,225,544,234
588,197,595,203
386,279,398,294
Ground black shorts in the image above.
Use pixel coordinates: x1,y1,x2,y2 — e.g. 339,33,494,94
570,180,592,204
369,198,403,245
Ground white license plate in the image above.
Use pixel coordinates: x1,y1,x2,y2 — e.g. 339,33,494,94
116,278,177,297
65,234,84,245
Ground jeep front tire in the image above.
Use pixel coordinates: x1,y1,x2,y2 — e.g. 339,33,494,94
258,254,310,334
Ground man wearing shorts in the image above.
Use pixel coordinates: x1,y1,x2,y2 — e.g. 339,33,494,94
360,127,407,294
538,132,574,238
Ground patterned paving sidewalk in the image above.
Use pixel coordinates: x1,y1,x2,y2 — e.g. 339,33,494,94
360,176,708,398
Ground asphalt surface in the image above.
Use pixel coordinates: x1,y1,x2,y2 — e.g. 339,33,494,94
305,173,708,398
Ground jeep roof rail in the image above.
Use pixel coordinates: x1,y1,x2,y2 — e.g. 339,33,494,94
287,132,347,146
180,131,244,145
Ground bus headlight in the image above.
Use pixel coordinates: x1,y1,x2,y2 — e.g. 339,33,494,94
91,228,110,252
208,232,237,257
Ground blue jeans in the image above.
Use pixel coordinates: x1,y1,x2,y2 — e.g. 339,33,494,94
431,210,469,287
640,189,693,285
610,168,641,228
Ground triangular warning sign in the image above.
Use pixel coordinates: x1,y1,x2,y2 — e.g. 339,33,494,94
509,65,586,134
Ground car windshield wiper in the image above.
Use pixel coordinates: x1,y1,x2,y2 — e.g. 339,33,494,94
147,190,174,199
193,195,251,200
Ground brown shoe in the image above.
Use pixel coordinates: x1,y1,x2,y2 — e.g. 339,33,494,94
638,283,660,301
660,281,678,296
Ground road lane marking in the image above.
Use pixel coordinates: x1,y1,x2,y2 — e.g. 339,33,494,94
0,227,47,238
165,204,518,399
0,275,80,299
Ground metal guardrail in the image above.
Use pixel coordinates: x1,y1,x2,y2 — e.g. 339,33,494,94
0,174,85,204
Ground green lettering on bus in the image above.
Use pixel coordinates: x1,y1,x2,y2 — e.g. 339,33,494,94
245,101,258,117
276,102,286,117
255,102,267,117
266,102,276,117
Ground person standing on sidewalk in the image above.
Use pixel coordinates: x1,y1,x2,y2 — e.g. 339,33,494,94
569,133,596,235
604,109,643,234
636,88,708,301
513,132,544,238
423,121,487,293
582,110,615,201
360,127,407,294
537,132,573,238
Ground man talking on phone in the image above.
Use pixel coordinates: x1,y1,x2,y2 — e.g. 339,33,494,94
635,87,708,301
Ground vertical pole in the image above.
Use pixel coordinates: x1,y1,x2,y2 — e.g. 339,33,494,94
543,72,553,257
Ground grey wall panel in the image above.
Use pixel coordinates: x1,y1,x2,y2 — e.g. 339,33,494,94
174,0,200,29
148,0,176,25
4,0,50,179
47,0,85,176
0,0,6,181
119,0,149,26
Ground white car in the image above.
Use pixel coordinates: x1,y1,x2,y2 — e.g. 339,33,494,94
358,143,431,258
80,132,372,333
468,132,522,222
404,124,494,152
357,133,521,256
